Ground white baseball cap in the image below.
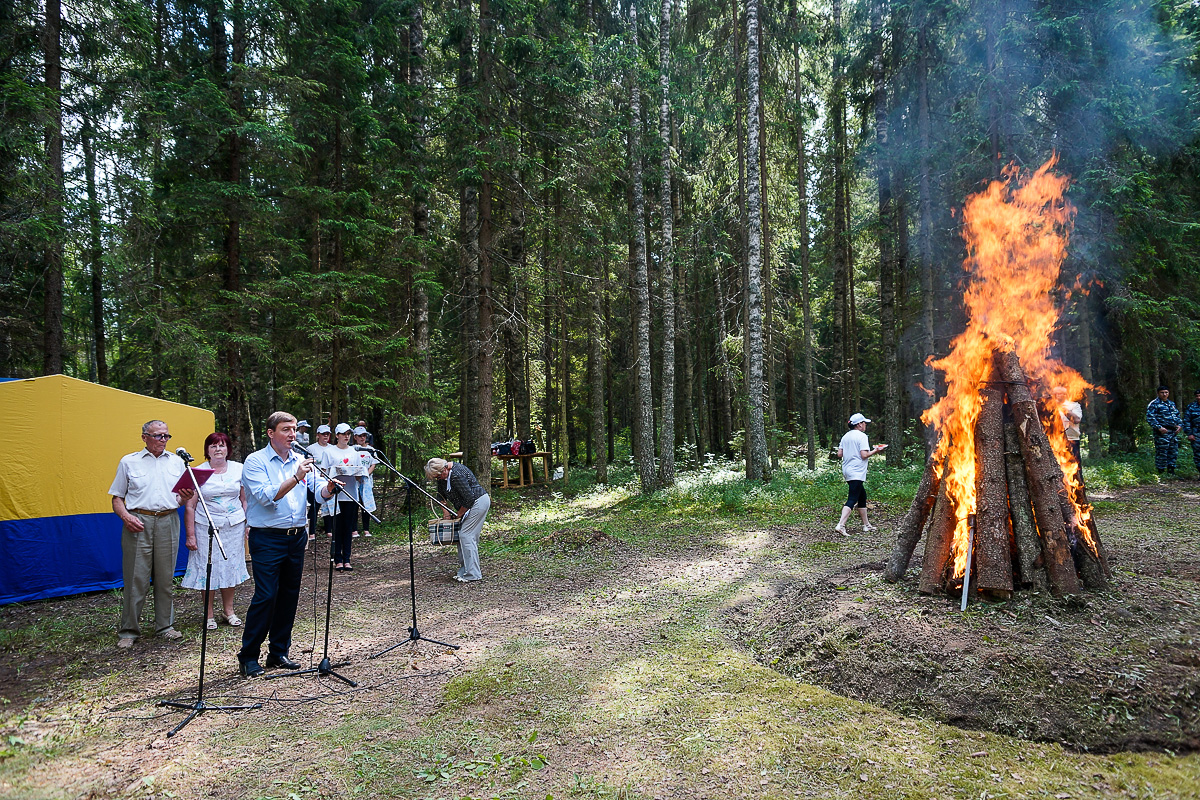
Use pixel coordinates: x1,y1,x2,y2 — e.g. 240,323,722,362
297,420,311,428
352,426,368,436
335,422,353,434
316,424,331,434
849,413,871,425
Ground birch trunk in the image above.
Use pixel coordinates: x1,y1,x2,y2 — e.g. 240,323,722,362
656,0,676,488
744,0,769,481
794,34,817,471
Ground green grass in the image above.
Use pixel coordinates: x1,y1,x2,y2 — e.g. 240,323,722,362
1083,452,1188,490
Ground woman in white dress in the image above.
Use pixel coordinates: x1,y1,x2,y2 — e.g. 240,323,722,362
182,432,251,628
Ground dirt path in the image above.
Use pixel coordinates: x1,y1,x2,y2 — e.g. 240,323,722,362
2,484,1199,799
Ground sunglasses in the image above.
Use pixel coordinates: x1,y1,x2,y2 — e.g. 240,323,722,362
145,433,172,441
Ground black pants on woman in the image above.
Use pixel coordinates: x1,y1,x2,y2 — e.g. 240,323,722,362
333,501,356,564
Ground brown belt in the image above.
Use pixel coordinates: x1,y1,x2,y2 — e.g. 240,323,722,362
129,508,176,517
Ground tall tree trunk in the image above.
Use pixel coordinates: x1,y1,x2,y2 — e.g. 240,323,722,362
1077,296,1103,459
458,0,480,466
830,0,849,426
744,0,769,481
715,253,735,457
759,16,776,470
405,0,432,475
874,0,902,463
41,0,64,374
150,0,166,396
629,2,655,493
985,0,1002,178
214,0,248,454
557,186,570,478
507,181,531,440
917,16,936,452
81,121,107,386
655,0,676,488
467,0,495,486
590,261,608,483
795,22,817,470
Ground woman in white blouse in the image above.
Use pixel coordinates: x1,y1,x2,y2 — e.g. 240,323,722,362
182,432,250,628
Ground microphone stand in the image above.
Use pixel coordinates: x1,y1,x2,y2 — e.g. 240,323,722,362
266,444,380,687
158,452,261,736
365,447,460,659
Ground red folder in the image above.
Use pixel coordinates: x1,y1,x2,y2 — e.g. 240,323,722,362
172,468,213,494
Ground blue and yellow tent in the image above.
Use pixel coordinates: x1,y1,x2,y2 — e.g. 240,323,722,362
0,375,214,605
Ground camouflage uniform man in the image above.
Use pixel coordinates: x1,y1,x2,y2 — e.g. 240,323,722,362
1146,385,1183,475
1183,388,1200,475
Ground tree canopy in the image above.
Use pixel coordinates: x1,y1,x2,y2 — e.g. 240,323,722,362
5,0,1200,484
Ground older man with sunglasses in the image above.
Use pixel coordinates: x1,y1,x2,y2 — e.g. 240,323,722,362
109,420,194,649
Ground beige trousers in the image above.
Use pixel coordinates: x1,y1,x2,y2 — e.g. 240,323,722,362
118,511,180,639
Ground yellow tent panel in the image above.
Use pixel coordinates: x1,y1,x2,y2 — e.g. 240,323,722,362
0,375,215,522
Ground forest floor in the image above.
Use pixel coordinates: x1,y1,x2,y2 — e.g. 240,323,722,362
1,462,1198,800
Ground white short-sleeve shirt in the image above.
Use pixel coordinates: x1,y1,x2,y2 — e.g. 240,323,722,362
109,449,186,511
839,429,871,482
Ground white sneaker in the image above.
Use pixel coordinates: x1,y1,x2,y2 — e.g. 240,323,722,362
862,524,877,532
833,525,848,536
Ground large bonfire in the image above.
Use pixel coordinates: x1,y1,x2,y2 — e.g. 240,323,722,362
886,157,1110,598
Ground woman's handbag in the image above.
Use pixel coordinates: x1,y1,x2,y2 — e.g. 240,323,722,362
427,519,461,545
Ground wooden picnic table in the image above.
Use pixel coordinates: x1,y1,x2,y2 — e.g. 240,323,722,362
495,451,551,488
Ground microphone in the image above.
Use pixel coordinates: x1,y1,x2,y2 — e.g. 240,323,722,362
175,447,194,463
352,445,378,453
291,442,315,459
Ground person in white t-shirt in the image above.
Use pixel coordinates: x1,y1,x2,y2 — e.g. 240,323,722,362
308,425,335,541
834,413,887,535
1052,386,1083,467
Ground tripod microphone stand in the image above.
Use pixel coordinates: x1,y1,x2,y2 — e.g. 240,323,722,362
159,453,261,736
365,448,460,659
266,444,380,687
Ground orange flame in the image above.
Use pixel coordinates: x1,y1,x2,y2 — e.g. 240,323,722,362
922,156,1101,578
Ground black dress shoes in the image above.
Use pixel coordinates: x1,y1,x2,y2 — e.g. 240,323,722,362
265,653,301,670
239,660,264,678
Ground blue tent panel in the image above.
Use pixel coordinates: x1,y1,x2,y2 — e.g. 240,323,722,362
0,511,188,605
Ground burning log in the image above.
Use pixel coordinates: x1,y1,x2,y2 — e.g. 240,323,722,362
884,457,940,583
1075,482,1112,585
995,349,1079,596
918,476,956,595
1004,419,1047,592
973,376,1012,597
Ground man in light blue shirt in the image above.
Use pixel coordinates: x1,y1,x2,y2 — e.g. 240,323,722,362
238,411,336,678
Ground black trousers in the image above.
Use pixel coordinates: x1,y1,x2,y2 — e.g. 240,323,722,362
844,480,868,509
239,527,307,664
333,502,357,563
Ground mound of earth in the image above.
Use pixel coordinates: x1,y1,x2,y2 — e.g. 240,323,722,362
729,561,1200,753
